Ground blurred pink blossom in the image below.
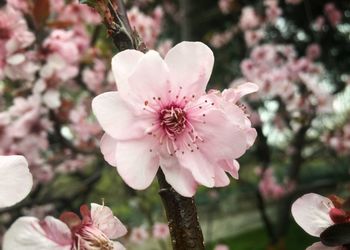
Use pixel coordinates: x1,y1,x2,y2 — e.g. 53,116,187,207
127,6,163,48
286,0,303,5
152,223,170,240
258,168,286,200
130,226,149,244
244,30,264,48
306,43,321,60
218,0,233,14
239,7,260,30
324,3,342,27
214,244,230,250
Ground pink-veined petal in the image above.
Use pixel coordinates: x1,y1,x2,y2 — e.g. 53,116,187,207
90,203,127,239
3,216,72,250
124,50,170,105
92,91,148,140
100,133,118,166
214,168,230,187
116,138,160,190
245,127,258,147
160,155,198,197
0,155,33,208
291,193,334,237
191,109,248,160
219,159,240,179
222,82,259,103
306,242,341,250
177,148,215,187
165,42,214,96
111,49,144,89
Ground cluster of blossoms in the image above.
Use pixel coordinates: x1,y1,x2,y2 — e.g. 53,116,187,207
128,223,169,245
127,6,164,49
0,0,169,184
324,122,350,155
92,41,257,197
213,0,282,48
292,193,350,250
239,43,332,116
257,168,294,200
3,203,127,250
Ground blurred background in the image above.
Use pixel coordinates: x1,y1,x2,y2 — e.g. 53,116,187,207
0,0,350,249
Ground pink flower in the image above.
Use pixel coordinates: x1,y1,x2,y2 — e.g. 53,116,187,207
218,0,233,14
306,242,342,250
239,7,260,30
214,244,230,250
306,43,321,60
0,155,32,208
291,193,349,250
258,168,286,200
286,0,303,5
92,42,257,197
152,223,169,240
324,3,342,27
244,30,264,48
3,203,127,250
266,4,282,23
127,6,163,48
130,226,149,244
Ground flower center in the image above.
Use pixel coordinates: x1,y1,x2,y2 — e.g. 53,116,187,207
159,105,187,138
75,225,114,250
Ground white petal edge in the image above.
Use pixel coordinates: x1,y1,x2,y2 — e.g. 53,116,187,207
165,41,214,96
291,193,334,237
3,216,71,250
0,155,33,208
90,203,127,239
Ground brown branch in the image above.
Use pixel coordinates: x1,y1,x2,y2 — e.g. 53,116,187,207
157,170,205,250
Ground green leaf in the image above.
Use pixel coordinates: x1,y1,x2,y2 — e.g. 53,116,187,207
320,223,350,246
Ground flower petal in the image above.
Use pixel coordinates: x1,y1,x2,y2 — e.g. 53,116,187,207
177,149,215,187
90,203,127,239
165,42,214,96
100,133,118,166
306,242,341,250
191,109,248,160
123,50,170,105
92,91,148,140
3,216,72,250
111,49,144,89
0,155,33,208
291,193,334,237
223,82,259,103
116,138,160,190
219,159,240,179
160,155,197,197
214,168,230,187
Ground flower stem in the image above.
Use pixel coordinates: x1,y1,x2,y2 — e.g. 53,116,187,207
157,170,205,250
81,0,205,249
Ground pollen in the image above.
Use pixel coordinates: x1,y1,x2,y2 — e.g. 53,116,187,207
159,105,187,139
